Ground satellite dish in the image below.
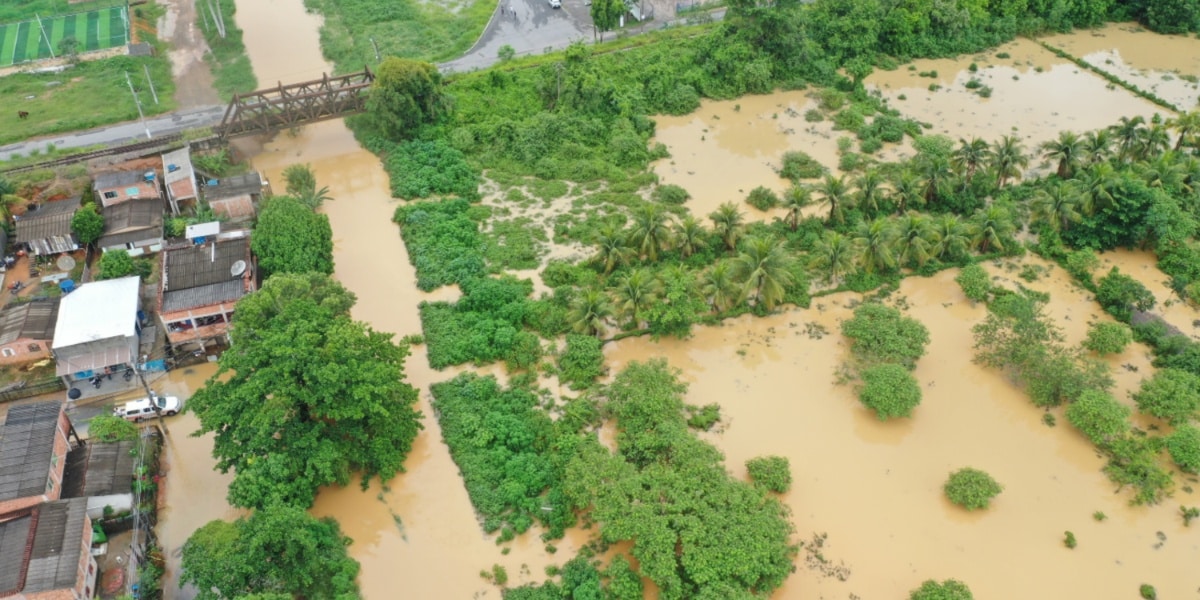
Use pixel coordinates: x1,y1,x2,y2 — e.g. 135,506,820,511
231,260,247,277
57,255,76,271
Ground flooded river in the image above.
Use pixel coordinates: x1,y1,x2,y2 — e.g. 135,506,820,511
155,6,1200,598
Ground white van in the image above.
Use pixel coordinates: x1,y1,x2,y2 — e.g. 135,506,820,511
113,394,182,422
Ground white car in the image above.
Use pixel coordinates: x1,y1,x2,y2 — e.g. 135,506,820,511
549,0,562,8
113,394,182,422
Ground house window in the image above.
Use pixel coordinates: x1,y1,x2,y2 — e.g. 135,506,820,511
28,343,40,352
103,191,118,199
45,477,53,491
1,348,14,357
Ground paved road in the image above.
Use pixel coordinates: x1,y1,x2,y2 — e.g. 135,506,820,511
0,4,723,162
0,104,225,162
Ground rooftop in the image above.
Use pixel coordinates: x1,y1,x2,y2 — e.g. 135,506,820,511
101,198,164,235
0,402,63,502
203,172,264,201
0,510,31,594
52,276,141,350
93,170,150,191
15,198,80,256
0,298,60,345
61,440,134,499
162,238,250,313
161,148,195,185
23,498,88,593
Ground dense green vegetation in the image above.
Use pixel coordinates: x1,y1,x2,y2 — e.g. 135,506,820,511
746,455,792,493
944,468,1003,511
304,0,495,65
200,0,258,100
251,196,335,278
841,303,930,369
858,362,923,420
910,579,974,600
70,204,104,246
189,273,423,509
87,414,139,442
1083,321,1133,355
180,505,361,599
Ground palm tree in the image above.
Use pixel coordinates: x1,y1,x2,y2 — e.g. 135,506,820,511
1040,131,1082,179
1032,182,1083,233
894,212,936,268
628,205,672,261
932,214,971,261
709,202,745,253
591,224,631,275
568,288,615,337
891,169,924,214
1111,115,1146,163
853,168,887,218
952,137,990,183
1178,155,1200,193
780,185,812,231
916,154,953,205
702,260,742,313
673,216,708,258
810,230,860,284
1077,162,1119,215
1136,151,1186,192
731,236,796,311
1140,123,1171,161
1081,129,1114,165
991,135,1028,188
970,205,1015,253
613,268,660,328
1168,110,1200,151
815,175,853,225
853,218,897,274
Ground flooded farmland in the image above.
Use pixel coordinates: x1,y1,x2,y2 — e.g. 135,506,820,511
152,3,1200,598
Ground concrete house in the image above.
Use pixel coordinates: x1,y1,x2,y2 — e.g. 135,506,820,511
92,170,161,209
14,198,81,257
0,299,60,366
0,402,79,516
97,198,164,254
203,172,264,223
51,277,142,383
0,497,98,600
158,234,254,351
161,148,198,216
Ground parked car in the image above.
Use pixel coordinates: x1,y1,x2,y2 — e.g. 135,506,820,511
114,394,182,422
549,0,562,8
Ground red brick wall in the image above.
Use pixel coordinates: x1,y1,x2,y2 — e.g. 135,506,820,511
0,338,53,366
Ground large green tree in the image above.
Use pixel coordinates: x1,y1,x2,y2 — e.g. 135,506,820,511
180,505,361,600
252,196,334,279
590,0,624,41
363,57,447,140
71,204,105,246
189,273,422,509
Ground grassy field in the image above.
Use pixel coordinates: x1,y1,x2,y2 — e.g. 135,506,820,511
200,0,257,100
303,0,495,69
0,6,129,67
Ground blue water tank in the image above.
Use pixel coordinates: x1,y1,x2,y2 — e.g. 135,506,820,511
59,279,75,294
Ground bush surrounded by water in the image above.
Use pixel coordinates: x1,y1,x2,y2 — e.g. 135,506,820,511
909,578,974,600
944,468,1003,510
746,456,793,493
858,363,923,420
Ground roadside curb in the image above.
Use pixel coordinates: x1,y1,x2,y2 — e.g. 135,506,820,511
460,0,506,60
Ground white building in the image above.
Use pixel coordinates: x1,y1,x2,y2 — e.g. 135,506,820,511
51,276,143,383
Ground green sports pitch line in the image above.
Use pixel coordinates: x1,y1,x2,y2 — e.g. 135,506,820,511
0,6,128,68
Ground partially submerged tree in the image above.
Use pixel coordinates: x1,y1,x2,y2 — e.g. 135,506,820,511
364,57,447,141
180,505,360,600
944,468,1002,511
251,196,334,279
189,273,423,509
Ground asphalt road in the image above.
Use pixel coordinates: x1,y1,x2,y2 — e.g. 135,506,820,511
0,104,226,162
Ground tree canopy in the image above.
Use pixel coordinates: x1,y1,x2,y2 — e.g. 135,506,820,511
189,272,422,509
841,302,930,369
71,204,105,246
180,505,361,600
96,249,136,280
363,57,446,140
251,196,334,279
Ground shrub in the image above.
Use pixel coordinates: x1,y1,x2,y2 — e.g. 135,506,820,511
88,415,139,442
804,108,824,122
955,263,991,303
1096,268,1155,322
652,184,690,205
1104,436,1173,505
746,186,780,211
1065,390,1131,448
253,196,334,279
1064,249,1100,286
1140,584,1157,600
841,303,931,369
859,136,883,154
558,334,605,390
909,579,974,600
379,139,480,200
497,44,515,61
746,456,792,493
686,403,721,430
832,107,866,132
1063,531,1077,549
779,151,827,181
818,88,846,111
1166,425,1200,473
944,468,1002,510
1083,322,1132,355
97,250,136,280
858,363,922,420
1133,368,1200,424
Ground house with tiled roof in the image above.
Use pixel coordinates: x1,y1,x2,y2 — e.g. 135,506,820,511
157,232,255,351
0,299,60,366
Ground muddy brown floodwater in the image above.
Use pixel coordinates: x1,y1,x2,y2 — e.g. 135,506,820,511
157,4,1200,598
608,263,1198,598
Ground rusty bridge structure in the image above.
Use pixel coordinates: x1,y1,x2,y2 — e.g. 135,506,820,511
216,68,375,139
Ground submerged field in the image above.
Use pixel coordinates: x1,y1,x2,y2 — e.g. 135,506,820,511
159,1,1200,598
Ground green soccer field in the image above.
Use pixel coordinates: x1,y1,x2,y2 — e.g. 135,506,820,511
0,6,128,68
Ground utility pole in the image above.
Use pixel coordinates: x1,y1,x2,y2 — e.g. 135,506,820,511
124,71,152,139
34,14,56,59
142,63,158,104
133,356,168,437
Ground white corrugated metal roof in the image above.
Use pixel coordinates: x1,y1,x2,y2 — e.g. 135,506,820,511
51,276,140,350
185,221,221,239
